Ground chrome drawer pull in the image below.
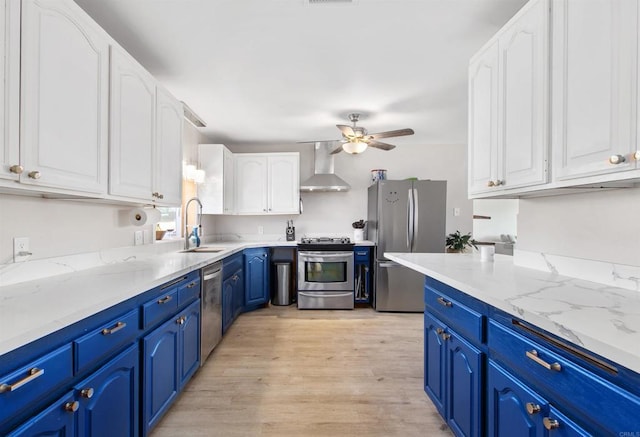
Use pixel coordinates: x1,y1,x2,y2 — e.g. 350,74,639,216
543,417,560,430
157,295,173,304
102,321,126,335
526,350,561,372
436,297,452,307
186,282,197,288
0,368,45,393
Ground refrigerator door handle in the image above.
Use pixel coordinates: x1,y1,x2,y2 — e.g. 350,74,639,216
412,188,418,251
407,189,413,250
378,261,401,268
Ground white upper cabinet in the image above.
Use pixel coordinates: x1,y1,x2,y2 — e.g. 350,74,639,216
155,86,183,206
498,0,549,189
198,144,234,214
19,0,109,193
109,46,155,202
235,154,268,214
0,0,20,182
235,153,299,215
552,0,638,180
468,40,500,195
469,0,549,197
267,154,300,214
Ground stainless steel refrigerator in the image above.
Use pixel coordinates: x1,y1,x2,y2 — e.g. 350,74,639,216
368,180,446,312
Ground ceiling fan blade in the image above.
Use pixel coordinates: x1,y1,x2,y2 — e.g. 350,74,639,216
337,124,355,137
367,140,396,151
330,145,344,155
368,128,414,140
296,139,340,144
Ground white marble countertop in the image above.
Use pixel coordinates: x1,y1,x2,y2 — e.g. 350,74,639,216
385,252,640,374
0,241,297,357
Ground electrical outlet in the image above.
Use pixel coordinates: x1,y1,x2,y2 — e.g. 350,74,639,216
453,207,460,217
13,237,30,263
134,230,143,246
258,226,264,235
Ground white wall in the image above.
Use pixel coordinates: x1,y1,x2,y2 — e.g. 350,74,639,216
517,187,640,266
472,199,518,242
0,120,207,263
209,143,472,240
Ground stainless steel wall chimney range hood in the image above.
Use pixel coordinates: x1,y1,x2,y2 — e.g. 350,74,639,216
300,143,351,192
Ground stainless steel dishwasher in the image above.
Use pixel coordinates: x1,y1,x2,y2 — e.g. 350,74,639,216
201,261,222,365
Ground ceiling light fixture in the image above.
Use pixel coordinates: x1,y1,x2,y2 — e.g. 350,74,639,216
342,140,368,154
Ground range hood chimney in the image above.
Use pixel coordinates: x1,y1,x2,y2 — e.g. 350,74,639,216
300,143,350,192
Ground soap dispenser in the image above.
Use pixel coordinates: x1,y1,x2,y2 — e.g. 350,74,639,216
189,226,200,248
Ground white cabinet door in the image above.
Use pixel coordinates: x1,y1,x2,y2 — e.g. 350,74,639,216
267,154,299,214
468,40,500,195
498,0,549,189
198,144,234,214
109,46,155,201
235,154,267,214
155,86,183,206
223,147,234,214
0,0,20,182
20,0,109,193
552,0,638,180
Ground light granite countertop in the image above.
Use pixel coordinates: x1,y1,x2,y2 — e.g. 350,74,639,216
0,241,297,357
385,252,640,374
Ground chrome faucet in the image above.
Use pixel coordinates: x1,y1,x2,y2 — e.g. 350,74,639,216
184,197,203,250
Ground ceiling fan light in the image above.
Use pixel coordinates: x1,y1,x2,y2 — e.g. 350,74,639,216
343,141,368,154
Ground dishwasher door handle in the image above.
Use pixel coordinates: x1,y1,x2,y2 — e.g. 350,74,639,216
203,271,222,281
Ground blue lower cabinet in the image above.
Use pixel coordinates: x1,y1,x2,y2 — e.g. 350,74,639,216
143,317,180,434
7,391,76,437
222,275,234,335
244,248,269,308
75,343,139,437
424,312,483,437
143,299,201,434
179,301,201,389
545,406,590,437
488,360,548,437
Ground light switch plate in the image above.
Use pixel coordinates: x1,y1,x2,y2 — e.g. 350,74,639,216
13,237,30,263
134,230,143,246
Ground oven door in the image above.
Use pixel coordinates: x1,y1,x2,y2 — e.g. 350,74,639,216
297,251,354,292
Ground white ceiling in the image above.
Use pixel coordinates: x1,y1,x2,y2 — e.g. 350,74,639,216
74,0,528,148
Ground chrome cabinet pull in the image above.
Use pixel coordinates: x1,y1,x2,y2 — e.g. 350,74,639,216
0,368,45,393
436,297,452,308
157,295,173,304
176,315,186,325
440,333,451,341
102,321,126,335
9,165,23,174
526,350,561,371
543,417,560,430
186,282,197,288
28,170,41,179
436,328,444,335
526,402,541,415
64,401,80,413
609,154,626,165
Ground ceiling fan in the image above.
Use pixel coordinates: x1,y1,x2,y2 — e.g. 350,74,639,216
299,113,415,155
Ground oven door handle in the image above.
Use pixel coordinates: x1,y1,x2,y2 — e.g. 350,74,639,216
298,251,354,258
298,292,354,298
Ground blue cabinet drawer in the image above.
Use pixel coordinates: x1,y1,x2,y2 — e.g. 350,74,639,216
178,277,200,307
142,289,179,329
0,344,73,422
223,253,243,280
354,247,370,262
424,285,484,345
489,320,640,435
74,309,140,373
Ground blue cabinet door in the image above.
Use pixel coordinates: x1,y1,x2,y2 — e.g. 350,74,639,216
424,313,447,418
244,249,269,307
7,391,76,437
179,300,201,389
222,276,234,335
488,361,547,437
143,317,180,434
354,247,371,303
76,343,139,437
232,268,244,320
447,332,483,437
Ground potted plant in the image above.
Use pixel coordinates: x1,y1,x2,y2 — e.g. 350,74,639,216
446,231,477,253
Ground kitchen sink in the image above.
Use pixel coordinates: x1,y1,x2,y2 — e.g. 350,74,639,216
180,247,226,253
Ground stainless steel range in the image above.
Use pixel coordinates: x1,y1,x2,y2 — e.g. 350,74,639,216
297,237,355,309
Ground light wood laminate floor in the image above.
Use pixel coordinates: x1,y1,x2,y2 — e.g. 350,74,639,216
151,306,452,436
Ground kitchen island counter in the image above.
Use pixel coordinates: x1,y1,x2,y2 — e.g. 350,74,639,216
385,252,640,375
